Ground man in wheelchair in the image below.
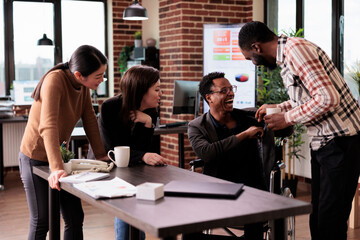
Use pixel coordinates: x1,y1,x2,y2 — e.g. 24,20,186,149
187,72,269,239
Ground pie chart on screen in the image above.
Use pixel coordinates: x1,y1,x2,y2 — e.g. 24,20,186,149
235,74,249,82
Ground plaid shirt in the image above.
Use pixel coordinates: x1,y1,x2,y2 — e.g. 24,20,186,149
276,35,360,150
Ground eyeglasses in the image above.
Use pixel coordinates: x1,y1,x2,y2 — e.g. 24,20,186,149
210,85,237,95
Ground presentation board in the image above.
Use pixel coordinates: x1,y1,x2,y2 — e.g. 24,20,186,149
203,23,256,111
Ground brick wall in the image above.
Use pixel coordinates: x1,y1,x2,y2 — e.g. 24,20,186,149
158,0,253,167
112,0,142,95
112,0,253,168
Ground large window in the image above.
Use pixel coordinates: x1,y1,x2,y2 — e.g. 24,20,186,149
13,2,54,81
61,0,107,95
304,0,332,57
266,0,344,73
344,0,360,99
266,0,360,98
277,0,296,34
1,0,107,98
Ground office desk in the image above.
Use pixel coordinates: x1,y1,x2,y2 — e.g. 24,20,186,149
154,125,188,168
69,126,188,168
33,164,311,240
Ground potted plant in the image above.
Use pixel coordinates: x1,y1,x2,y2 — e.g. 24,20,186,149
346,60,360,103
134,31,142,48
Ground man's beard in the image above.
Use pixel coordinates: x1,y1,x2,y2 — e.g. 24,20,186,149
252,53,277,70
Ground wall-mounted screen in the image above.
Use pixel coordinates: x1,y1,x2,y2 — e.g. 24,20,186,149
203,23,256,112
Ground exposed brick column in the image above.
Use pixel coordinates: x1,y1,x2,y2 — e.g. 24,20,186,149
112,0,142,95
158,0,253,167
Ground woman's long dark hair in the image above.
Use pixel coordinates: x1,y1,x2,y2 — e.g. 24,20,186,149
119,65,160,124
31,45,107,101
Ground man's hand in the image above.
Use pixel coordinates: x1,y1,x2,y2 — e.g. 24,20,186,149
236,126,264,141
255,104,278,122
264,112,292,130
48,169,67,191
245,126,264,138
143,153,167,166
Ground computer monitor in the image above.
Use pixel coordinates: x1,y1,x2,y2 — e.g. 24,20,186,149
13,80,39,105
172,80,200,116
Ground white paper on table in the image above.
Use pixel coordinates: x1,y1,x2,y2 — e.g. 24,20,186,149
73,177,137,199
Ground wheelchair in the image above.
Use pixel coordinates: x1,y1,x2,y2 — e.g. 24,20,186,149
189,138,295,240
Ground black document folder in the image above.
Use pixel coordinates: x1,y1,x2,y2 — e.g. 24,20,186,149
164,180,244,199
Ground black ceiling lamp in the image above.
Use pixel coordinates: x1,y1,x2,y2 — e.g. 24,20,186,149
37,33,53,46
123,0,148,21
37,0,53,46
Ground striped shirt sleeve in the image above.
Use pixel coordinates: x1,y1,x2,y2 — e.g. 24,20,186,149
283,42,340,124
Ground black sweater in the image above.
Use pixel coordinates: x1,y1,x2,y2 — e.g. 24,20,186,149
88,94,158,165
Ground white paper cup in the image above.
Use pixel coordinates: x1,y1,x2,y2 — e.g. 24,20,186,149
107,146,130,167
266,107,281,115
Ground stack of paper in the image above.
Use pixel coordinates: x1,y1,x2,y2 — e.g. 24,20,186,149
0,100,14,119
59,172,110,184
73,177,137,199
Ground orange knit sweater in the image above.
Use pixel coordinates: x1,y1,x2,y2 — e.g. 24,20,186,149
20,69,106,171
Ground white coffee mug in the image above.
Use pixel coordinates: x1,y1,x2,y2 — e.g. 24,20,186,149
266,107,281,115
107,146,130,167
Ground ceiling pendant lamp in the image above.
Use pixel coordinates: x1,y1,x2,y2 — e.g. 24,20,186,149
37,33,53,46
123,0,148,21
37,0,53,46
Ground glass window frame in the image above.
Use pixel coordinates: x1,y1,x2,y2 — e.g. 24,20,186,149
264,0,344,75
3,0,108,97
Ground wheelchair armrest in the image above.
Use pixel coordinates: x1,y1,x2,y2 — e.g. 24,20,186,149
189,159,204,169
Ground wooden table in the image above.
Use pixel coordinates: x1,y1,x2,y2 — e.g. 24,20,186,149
33,164,311,240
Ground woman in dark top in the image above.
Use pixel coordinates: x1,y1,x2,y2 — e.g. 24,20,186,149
89,65,166,240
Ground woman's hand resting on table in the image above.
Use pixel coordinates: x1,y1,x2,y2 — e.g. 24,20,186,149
130,110,153,128
48,169,67,191
143,153,167,166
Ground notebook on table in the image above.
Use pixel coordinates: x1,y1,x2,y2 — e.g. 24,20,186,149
164,180,244,199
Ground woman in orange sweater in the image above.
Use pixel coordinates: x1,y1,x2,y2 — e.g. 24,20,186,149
19,45,108,240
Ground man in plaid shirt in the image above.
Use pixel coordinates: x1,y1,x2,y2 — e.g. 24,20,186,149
238,21,360,240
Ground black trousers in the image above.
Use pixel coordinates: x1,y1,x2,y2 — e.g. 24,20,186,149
310,135,360,240
19,152,84,240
